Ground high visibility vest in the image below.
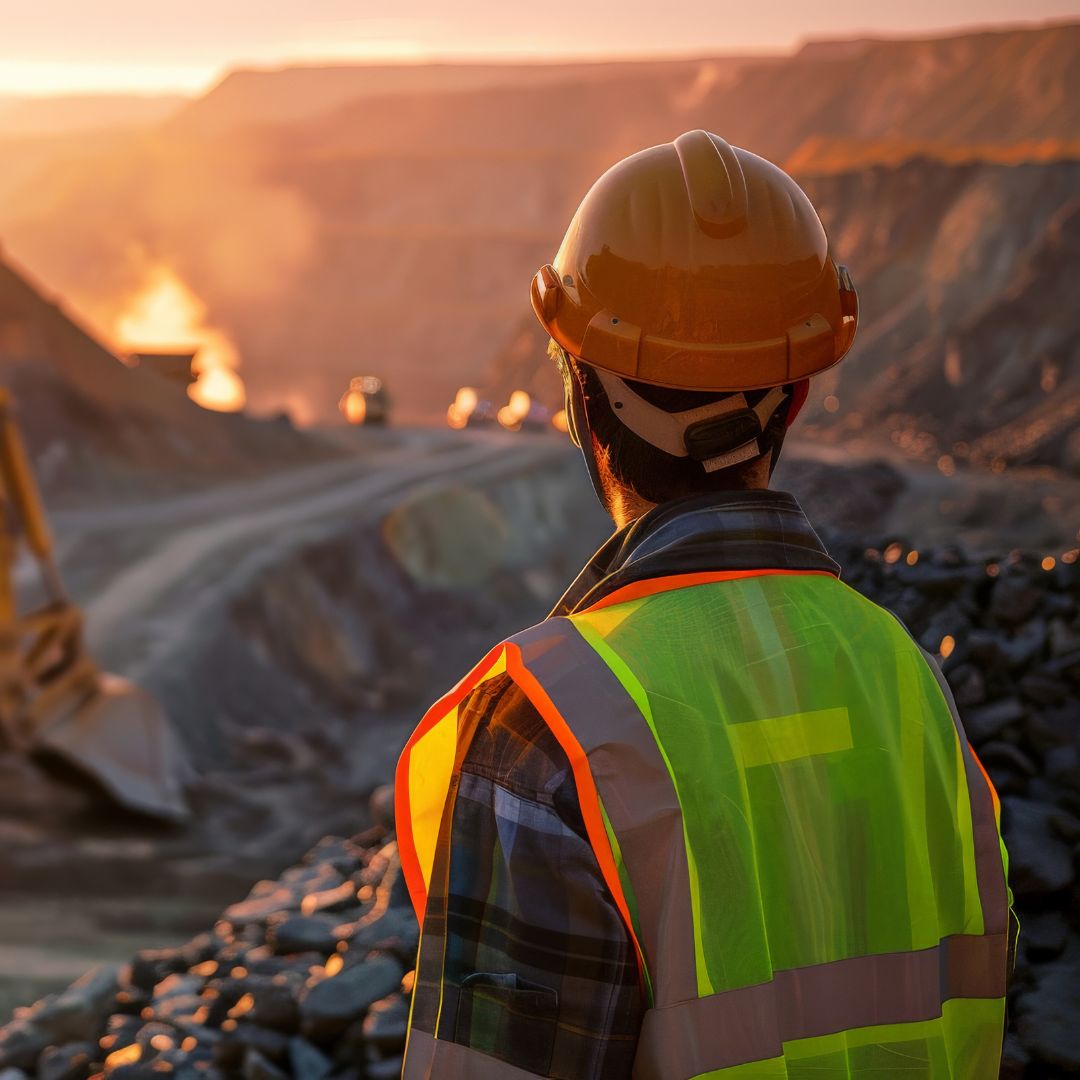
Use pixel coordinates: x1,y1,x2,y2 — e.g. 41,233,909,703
398,569,1011,1078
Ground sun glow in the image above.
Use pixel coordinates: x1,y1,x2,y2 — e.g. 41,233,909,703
0,59,211,96
116,265,246,412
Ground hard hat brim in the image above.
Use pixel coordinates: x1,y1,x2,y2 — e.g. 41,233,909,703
531,262,858,393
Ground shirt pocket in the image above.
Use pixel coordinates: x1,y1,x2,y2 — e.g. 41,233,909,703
455,971,559,1074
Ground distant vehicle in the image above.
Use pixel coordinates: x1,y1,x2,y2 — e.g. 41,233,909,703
448,397,499,429
340,376,390,426
447,387,555,432
129,349,198,387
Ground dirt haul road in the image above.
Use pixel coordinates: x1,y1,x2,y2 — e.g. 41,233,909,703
48,430,572,675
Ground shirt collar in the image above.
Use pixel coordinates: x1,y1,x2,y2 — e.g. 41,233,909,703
551,489,839,617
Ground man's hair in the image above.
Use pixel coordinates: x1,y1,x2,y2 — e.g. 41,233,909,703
552,341,794,504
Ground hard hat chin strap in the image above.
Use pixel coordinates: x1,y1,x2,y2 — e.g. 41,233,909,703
593,368,788,474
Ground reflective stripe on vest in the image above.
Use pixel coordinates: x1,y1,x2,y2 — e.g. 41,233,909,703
511,617,697,1005
398,571,1010,1078
633,934,1007,1079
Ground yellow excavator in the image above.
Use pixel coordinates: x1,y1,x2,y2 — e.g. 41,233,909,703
0,389,190,821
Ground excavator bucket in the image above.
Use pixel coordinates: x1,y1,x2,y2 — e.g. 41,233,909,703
34,672,193,823
0,388,192,823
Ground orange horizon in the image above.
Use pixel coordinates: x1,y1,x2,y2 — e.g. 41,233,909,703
1,9,1076,97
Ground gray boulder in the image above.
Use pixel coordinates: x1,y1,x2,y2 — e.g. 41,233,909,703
300,957,404,1040
1016,940,1080,1072
1003,798,1075,896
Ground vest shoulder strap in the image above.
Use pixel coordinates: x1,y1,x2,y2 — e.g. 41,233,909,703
394,618,645,980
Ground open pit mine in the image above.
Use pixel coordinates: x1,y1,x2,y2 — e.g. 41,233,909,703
0,18,1077,1079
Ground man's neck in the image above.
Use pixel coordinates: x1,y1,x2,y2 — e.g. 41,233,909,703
599,446,774,529
606,488,656,529
605,479,773,530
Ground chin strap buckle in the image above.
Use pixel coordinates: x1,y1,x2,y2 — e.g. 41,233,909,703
593,367,788,471
686,385,788,472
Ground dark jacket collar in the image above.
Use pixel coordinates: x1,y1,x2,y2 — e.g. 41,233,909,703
551,489,839,617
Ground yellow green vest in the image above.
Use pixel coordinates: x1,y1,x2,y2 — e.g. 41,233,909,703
399,569,1012,1078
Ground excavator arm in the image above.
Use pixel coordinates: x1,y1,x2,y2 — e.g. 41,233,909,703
0,389,190,821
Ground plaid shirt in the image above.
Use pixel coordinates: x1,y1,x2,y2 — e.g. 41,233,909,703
410,491,838,1079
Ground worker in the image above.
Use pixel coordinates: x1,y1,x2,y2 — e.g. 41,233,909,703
397,131,1014,1078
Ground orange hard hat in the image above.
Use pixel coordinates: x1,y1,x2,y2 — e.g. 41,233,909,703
531,130,857,392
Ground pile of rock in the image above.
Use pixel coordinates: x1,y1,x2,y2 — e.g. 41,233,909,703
0,792,416,1080
1,539,1077,1078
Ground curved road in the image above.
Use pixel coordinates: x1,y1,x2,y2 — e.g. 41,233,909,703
55,429,570,667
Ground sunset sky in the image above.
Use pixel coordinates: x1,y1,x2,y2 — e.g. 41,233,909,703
2,0,1076,95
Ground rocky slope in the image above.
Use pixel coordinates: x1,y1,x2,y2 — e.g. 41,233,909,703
0,22,1075,427
164,56,752,139
1,536,1077,1078
0,248,333,503
128,21,1080,158
797,159,1080,474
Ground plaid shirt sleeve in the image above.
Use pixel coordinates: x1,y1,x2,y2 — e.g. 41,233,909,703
418,671,643,1079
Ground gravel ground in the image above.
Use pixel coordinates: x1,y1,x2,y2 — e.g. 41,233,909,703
1,538,1077,1079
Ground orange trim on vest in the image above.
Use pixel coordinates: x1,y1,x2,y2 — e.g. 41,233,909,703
580,568,836,613
504,642,647,990
969,742,1002,822
396,642,507,924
